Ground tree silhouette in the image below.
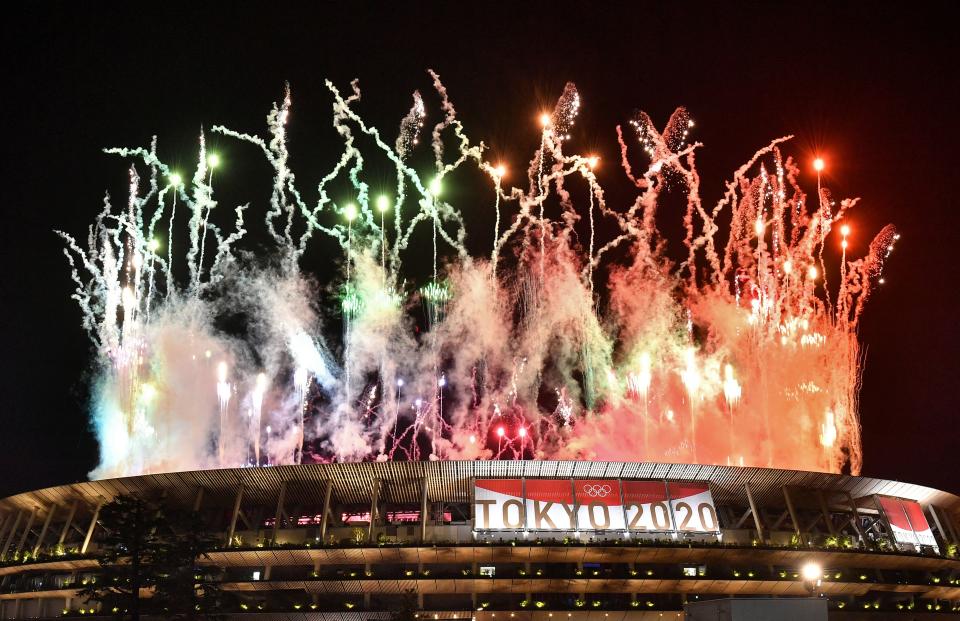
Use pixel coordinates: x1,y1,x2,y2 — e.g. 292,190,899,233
79,495,227,620
79,495,164,620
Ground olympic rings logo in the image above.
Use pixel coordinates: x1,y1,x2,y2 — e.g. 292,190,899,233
582,484,612,498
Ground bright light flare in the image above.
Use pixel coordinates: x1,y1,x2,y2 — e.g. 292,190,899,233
587,155,600,170
723,364,742,408
801,562,822,583
493,163,507,179
140,383,157,404
207,153,220,169
429,177,443,196
376,195,391,213
813,158,825,172
168,173,182,187
539,113,551,128
344,203,357,222
681,348,701,396
496,426,505,437
820,409,837,448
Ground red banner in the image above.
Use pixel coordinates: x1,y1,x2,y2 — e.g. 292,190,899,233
574,479,625,530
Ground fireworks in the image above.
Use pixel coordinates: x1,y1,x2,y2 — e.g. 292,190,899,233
57,72,897,479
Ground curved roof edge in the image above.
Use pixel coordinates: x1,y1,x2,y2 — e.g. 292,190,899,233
1,461,958,519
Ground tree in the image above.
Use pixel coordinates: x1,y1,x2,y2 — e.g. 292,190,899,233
151,508,227,620
80,495,227,620
389,589,419,621
79,495,165,621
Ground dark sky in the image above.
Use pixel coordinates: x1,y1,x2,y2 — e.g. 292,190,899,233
1,3,956,499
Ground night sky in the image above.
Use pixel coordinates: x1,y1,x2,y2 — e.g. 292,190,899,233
1,3,956,499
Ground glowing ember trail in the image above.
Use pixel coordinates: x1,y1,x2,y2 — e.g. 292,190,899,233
57,74,898,479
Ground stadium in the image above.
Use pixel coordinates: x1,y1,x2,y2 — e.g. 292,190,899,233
1,461,958,620
13,53,958,621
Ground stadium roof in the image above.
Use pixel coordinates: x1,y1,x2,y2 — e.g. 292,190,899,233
2,462,958,524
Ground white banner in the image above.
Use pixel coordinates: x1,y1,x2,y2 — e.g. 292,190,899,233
668,482,720,532
524,479,576,530
475,478,720,535
622,480,674,531
474,479,525,529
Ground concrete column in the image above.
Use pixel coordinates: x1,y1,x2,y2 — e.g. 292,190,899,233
14,507,35,557
930,505,958,544
367,480,380,543
319,479,333,544
416,552,425,606
0,513,9,545
420,476,429,543
816,491,836,536
271,480,287,544
81,501,104,554
0,511,22,560
226,486,244,547
744,482,764,542
192,488,205,512
57,501,79,547
524,561,532,602
33,505,57,557
471,561,478,608
363,562,372,608
844,492,865,542
782,486,801,538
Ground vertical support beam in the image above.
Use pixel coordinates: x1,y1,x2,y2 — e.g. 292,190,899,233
871,494,898,549
367,480,380,543
192,488,205,512
319,479,333,544
271,480,287,544
58,501,79,546
524,561,532,603
938,505,960,543
81,501,104,554
782,486,801,538
420,476,429,543
15,507,37,556
744,482,765,542
928,506,955,546
817,491,836,536
1,511,23,560
226,486,244,547
0,512,13,553
363,562,371,609
844,492,864,542
471,561,478,608
33,504,57,557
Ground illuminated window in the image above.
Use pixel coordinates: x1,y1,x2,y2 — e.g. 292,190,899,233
252,571,261,581
480,566,496,577
683,567,697,577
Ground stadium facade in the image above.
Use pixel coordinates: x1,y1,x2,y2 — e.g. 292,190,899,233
1,461,958,620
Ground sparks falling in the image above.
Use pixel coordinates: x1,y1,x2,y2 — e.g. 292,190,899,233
57,74,898,479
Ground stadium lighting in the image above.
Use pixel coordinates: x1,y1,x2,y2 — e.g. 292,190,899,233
801,562,822,594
